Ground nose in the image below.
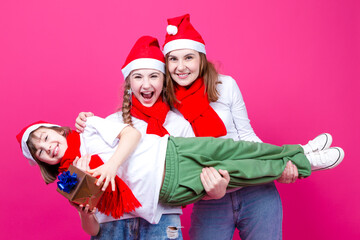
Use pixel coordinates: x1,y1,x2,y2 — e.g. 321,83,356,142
40,142,51,154
142,77,151,88
177,60,185,71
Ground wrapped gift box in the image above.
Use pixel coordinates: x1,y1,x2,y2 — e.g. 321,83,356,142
56,165,103,209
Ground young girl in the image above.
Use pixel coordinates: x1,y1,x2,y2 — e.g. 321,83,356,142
75,35,226,239
18,116,343,236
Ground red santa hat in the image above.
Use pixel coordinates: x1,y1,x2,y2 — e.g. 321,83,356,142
121,36,165,79
16,121,60,165
163,14,206,55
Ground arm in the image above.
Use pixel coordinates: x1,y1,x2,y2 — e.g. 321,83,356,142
71,156,100,236
227,76,262,142
70,202,100,236
88,125,142,191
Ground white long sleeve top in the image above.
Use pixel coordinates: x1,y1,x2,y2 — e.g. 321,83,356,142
172,75,261,142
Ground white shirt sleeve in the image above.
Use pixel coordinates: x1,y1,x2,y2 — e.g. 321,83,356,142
225,75,262,143
85,116,129,148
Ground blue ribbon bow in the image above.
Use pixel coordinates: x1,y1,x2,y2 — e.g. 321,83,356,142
57,171,78,193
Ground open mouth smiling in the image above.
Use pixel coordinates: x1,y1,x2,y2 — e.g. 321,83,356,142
141,92,154,99
53,144,59,158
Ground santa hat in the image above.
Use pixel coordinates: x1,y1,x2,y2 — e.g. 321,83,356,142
163,14,206,55
121,36,165,79
16,121,60,165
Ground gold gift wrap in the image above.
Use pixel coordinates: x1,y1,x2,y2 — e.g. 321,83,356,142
56,165,104,209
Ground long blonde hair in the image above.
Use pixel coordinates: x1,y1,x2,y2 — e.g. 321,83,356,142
165,52,221,107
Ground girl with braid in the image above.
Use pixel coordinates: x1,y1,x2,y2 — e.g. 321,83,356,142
75,36,229,239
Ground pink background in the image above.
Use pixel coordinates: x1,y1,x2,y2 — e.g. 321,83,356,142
1,0,359,239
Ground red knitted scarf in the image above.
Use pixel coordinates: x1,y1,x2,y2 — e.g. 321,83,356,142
58,131,141,219
174,78,227,137
130,95,170,137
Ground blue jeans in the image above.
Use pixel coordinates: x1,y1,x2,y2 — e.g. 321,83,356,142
189,182,282,240
92,214,183,240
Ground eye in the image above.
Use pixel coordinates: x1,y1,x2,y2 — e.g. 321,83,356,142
185,55,193,60
151,74,159,79
168,56,177,62
45,136,48,141
39,149,43,156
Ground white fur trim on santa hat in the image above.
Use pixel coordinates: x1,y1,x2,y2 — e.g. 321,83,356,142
122,58,165,79
21,123,60,165
163,39,206,55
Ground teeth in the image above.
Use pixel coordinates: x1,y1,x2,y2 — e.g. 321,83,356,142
54,146,58,157
177,73,189,78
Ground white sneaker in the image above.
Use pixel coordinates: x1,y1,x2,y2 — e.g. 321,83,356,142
306,147,344,171
302,133,332,154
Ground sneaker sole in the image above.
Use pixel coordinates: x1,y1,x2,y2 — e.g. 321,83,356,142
313,147,344,171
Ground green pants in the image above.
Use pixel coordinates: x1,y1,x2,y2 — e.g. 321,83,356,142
159,136,311,206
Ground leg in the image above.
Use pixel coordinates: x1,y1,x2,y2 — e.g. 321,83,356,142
92,215,183,240
91,218,137,240
139,214,183,240
235,183,282,240
160,137,311,206
189,183,282,240
189,193,236,240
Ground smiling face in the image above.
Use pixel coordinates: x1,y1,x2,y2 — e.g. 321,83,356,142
167,49,201,87
31,128,68,165
129,69,164,107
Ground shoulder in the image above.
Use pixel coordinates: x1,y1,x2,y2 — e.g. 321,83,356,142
218,74,238,87
166,110,193,127
86,116,103,125
166,110,185,121
87,115,128,130
106,112,124,123
165,110,195,137
165,110,190,128
216,74,242,97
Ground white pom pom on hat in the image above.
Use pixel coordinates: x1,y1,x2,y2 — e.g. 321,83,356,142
166,25,178,35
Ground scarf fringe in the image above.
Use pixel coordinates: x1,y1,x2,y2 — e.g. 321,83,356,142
96,177,141,219
60,131,141,219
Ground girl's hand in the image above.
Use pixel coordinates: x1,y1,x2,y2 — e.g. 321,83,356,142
88,161,118,192
201,167,230,200
75,112,94,133
69,202,97,216
72,155,91,172
277,161,299,184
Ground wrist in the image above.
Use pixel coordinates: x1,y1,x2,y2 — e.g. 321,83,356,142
78,210,95,218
